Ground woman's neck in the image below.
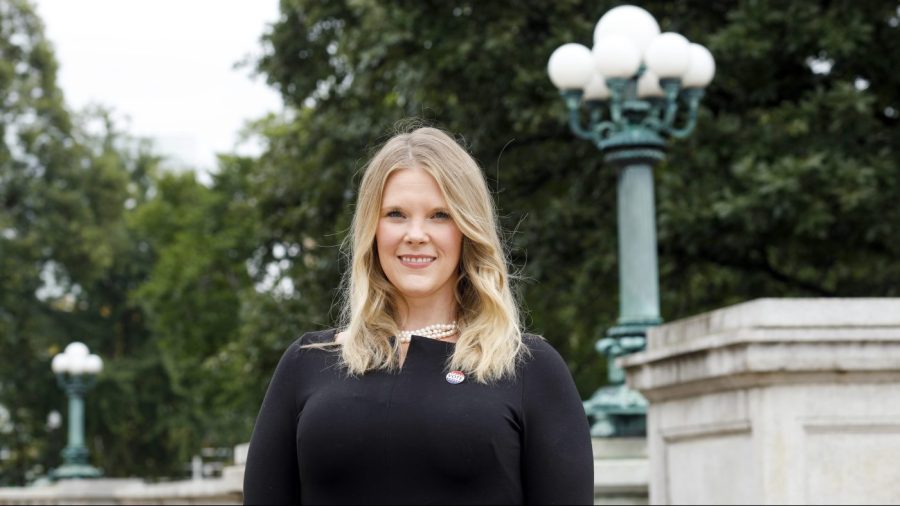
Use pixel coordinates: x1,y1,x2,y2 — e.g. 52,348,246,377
398,292,458,330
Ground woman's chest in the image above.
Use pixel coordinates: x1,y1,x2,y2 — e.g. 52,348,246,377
295,359,523,488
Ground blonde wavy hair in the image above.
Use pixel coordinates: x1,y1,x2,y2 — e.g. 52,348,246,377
335,126,525,383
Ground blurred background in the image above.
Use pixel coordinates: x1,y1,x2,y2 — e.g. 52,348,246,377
1,0,898,487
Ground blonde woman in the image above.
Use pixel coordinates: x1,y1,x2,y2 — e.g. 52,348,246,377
243,126,593,505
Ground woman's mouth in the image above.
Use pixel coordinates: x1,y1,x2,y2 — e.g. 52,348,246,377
399,255,436,268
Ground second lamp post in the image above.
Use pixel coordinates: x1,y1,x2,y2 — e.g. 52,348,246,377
50,341,104,480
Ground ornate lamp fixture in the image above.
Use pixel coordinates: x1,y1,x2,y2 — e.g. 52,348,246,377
548,5,715,153
547,4,715,437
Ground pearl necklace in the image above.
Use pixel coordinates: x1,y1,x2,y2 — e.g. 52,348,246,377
398,321,458,343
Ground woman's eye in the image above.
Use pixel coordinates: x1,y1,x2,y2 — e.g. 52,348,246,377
432,211,451,220
386,210,404,218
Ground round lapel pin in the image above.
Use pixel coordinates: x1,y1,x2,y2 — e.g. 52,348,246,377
446,370,465,384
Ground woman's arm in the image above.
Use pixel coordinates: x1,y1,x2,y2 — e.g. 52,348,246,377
243,341,302,505
521,338,594,505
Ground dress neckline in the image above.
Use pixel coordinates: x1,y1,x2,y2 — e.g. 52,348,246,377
407,334,457,346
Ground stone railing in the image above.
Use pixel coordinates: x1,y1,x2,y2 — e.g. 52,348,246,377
0,443,248,505
2,437,647,505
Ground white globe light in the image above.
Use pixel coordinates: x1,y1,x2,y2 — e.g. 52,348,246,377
51,354,70,374
644,32,692,78
583,73,610,100
68,358,86,375
84,355,103,374
547,43,595,90
593,5,660,53
593,35,641,78
637,70,664,97
65,342,89,358
682,43,716,88
46,410,62,430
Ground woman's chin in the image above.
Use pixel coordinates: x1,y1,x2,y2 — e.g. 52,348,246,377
396,286,436,299
393,280,448,301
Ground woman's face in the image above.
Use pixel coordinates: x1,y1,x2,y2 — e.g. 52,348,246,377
376,167,463,309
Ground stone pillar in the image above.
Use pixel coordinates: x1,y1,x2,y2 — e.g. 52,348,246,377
620,298,900,505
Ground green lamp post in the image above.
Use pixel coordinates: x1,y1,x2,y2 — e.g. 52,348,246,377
547,5,715,437
50,342,104,480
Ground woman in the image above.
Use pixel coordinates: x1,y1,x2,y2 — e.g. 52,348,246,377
243,126,593,505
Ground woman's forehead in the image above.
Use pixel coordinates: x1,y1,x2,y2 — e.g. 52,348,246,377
382,167,446,202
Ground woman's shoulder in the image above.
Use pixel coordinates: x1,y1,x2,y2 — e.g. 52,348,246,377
272,328,339,371
281,328,339,358
294,328,339,346
516,333,581,402
518,333,572,376
521,332,555,355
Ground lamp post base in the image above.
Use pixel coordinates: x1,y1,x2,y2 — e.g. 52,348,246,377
583,383,648,437
584,318,661,437
50,463,103,480
50,445,103,480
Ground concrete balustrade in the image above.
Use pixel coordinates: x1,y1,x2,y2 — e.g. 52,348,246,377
621,298,900,505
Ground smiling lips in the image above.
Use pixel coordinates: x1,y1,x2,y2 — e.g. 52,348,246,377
399,255,436,268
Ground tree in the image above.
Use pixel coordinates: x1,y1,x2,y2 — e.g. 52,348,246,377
0,0,204,483
125,154,264,456
659,1,900,314
248,0,900,398
0,0,95,483
0,0,162,483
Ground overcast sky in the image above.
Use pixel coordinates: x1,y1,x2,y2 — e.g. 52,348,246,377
32,0,283,179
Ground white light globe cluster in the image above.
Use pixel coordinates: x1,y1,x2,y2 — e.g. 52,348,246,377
548,5,715,99
51,342,103,376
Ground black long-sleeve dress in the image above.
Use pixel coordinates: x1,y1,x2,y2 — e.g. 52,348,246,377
243,329,593,505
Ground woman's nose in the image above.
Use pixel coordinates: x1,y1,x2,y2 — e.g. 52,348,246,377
404,220,428,243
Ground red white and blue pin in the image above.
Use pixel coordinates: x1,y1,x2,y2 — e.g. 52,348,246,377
446,370,465,384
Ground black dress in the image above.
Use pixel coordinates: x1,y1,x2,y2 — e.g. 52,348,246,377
243,329,593,505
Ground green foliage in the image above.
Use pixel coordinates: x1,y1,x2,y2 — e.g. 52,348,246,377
127,155,263,449
659,0,900,316
0,0,249,483
0,0,97,483
250,0,900,397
